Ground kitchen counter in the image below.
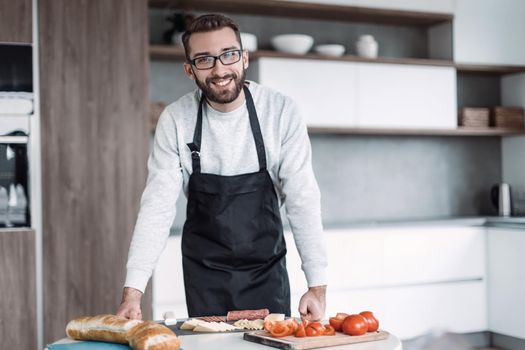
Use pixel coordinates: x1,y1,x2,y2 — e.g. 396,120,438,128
322,216,525,230
47,332,402,350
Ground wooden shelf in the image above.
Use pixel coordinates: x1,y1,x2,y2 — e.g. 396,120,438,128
149,0,452,26
149,45,454,68
307,127,525,136
456,63,525,75
150,45,525,74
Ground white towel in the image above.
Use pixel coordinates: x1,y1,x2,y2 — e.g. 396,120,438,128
0,92,34,115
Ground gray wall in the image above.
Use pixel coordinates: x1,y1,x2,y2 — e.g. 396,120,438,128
311,135,501,224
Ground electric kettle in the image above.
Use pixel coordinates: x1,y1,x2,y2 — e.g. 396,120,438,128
491,183,512,217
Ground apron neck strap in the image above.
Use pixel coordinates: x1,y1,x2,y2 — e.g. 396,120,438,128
187,84,267,173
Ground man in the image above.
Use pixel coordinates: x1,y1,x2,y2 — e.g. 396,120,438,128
117,14,327,321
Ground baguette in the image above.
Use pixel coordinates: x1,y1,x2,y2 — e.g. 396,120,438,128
66,314,142,344
126,321,180,350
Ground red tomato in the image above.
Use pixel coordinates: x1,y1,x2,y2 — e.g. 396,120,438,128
295,324,306,338
323,325,336,336
359,311,379,332
342,314,368,336
329,312,348,332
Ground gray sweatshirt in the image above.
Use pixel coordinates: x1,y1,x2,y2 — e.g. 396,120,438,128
125,81,327,293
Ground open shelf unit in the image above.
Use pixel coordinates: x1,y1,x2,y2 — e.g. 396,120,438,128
149,0,452,26
150,45,525,74
307,127,525,136
148,0,525,136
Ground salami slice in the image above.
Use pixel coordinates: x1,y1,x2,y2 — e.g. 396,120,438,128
197,316,227,322
226,308,269,322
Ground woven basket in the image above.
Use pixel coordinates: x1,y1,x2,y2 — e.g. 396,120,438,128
491,106,524,128
459,107,490,127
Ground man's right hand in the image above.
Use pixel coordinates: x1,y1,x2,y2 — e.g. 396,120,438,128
116,287,143,320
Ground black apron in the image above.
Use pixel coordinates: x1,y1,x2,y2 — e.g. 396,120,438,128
181,85,291,317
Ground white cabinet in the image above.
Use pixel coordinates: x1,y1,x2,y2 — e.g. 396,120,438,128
355,63,457,128
357,0,455,13
328,281,486,340
258,58,457,129
285,226,487,339
257,58,358,128
274,0,455,13
454,0,525,66
152,234,187,320
487,227,525,339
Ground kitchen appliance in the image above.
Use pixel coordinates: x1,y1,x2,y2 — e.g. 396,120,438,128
491,183,512,217
0,137,30,227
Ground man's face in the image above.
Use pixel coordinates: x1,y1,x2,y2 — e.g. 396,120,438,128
184,27,249,104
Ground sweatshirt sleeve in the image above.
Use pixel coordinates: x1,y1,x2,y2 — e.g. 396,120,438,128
124,107,183,293
278,98,328,287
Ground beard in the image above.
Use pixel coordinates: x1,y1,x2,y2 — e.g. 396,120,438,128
194,68,246,104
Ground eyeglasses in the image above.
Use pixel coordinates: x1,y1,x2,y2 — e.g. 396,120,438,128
188,50,243,70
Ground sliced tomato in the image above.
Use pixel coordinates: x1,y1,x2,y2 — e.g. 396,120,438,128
323,325,336,336
305,326,319,337
329,317,344,332
266,319,299,338
264,320,274,332
307,322,325,333
270,323,291,337
289,318,299,333
295,324,306,338
329,312,349,332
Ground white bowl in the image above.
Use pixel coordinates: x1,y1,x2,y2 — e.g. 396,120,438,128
314,44,346,57
240,32,257,52
271,34,314,55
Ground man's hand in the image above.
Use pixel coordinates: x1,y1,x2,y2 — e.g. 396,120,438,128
116,287,143,320
298,285,326,322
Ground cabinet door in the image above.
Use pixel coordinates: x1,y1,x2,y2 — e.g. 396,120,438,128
454,0,525,65
258,58,358,128
382,226,485,284
355,63,457,128
328,281,487,340
0,229,36,349
153,235,187,319
487,228,525,339
357,0,455,13
0,0,32,43
274,0,455,13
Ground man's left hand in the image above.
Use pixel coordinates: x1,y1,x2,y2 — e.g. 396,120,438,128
298,285,327,322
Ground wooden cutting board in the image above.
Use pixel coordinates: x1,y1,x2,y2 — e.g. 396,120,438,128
244,330,389,350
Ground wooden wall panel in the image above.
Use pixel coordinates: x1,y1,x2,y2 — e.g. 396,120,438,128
0,0,32,43
39,0,150,343
0,229,36,349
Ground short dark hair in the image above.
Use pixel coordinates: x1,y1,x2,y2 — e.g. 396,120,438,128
182,14,242,59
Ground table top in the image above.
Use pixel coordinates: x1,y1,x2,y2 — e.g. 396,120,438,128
48,332,402,350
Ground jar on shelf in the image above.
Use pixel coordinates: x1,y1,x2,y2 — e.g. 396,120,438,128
356,35,378,58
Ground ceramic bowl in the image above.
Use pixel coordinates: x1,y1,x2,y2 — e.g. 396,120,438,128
314,44,346,57
271,34,314,55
